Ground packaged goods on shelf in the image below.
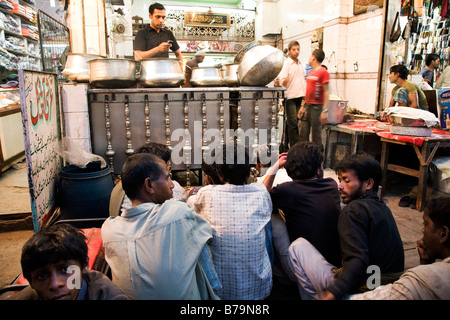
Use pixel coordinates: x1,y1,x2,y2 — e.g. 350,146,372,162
27,42,40,57
22,0,36,6
0,47,19,70
0,90,20,109
5,36,26,53
0,0,14,10
22,23,39,40
0,12,21,34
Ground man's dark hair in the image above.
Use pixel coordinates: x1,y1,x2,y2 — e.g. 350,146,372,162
216,142,251,185
288,40,299,51
335,152,381,192
425,53,440,67
121,153,165,200
134,142,171,163
312,49,325,63
284,141,323,180
201,162,222,185
21,224,88,282
149,2,165,14
426,197,450,232
390,64,409,80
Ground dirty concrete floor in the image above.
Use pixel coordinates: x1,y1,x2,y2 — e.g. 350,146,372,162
0,164,425,292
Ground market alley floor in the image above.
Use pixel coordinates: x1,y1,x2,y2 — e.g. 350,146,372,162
0,163,426,296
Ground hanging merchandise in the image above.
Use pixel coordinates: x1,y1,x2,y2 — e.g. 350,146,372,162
411,10,420,33
401,0,413,16
390,12,402,42
403,16,412,39
441,0,448,19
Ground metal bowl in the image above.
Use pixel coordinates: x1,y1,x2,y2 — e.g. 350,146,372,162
62,53,105,82
138,58,185,87
222,63,240,86
238,45,284,87
387,114,428,127
88,58,137,88
190,67,224,87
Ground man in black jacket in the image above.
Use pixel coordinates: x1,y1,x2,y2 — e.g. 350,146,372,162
288,152,404,300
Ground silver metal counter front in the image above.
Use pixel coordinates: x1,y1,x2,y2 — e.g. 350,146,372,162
87,87,285,185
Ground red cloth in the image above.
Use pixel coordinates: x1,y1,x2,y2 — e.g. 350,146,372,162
335,121,450,147
376,128,450,147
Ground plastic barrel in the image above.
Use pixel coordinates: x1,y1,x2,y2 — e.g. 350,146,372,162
58,164,114,219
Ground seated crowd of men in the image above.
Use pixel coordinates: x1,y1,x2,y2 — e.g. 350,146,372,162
4,141,450,300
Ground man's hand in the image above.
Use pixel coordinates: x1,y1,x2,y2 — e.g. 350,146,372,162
158,41,172,53
277,152,288,169
319,111,328,125
298,106,305,119
319,289,336,300
417,239,434,265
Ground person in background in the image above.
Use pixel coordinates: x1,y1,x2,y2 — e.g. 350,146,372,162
289,152,404,300
419,53,440,87
262,141,341,284
275,40,307,152
188,142,272,300
133,2,183,66
435,66,450,89
102,153,220,300
388,64,429,110
109,142,186,217
349,196,450,300
298,49,329,150
184,51,205,87
5,223,127,300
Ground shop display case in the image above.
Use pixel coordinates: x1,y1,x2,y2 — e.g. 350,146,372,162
0,0,41,74
0,88,24,174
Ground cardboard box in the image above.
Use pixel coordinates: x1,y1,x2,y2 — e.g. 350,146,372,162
437,88,450,129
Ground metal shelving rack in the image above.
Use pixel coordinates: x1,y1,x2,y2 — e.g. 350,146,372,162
37,9,70,83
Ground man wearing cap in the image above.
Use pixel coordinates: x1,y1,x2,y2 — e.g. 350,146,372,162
184,51,205,87
134,2,183,64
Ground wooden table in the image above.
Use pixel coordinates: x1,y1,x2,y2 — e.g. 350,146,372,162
324,120,378,168
379,130,450,211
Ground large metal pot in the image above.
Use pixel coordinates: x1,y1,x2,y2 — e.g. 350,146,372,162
190,67,224,87
238,45,284,87
88,58,137,88
234,40,262,64
222,63,239,86
62,53,105,82
138,58,185,87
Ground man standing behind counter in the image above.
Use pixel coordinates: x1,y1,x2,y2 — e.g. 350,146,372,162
134,3,183,64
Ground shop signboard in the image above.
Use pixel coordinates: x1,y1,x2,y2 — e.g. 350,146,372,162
353,0,383,15
19,70,62,231
437,88,450,129
184,11,230,28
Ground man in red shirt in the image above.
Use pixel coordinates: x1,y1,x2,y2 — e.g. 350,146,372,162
298,49,329,150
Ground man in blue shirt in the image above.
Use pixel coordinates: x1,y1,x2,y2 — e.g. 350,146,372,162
102,153,220,300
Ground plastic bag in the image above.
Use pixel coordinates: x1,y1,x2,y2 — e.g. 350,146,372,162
58,137,107,169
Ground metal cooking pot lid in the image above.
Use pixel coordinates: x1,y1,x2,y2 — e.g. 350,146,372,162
234,40,262,63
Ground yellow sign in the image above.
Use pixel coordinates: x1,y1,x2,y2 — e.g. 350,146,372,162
184,11,230,28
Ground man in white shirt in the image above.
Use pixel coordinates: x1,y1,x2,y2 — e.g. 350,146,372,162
275,40,307,151
188,142,273,300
